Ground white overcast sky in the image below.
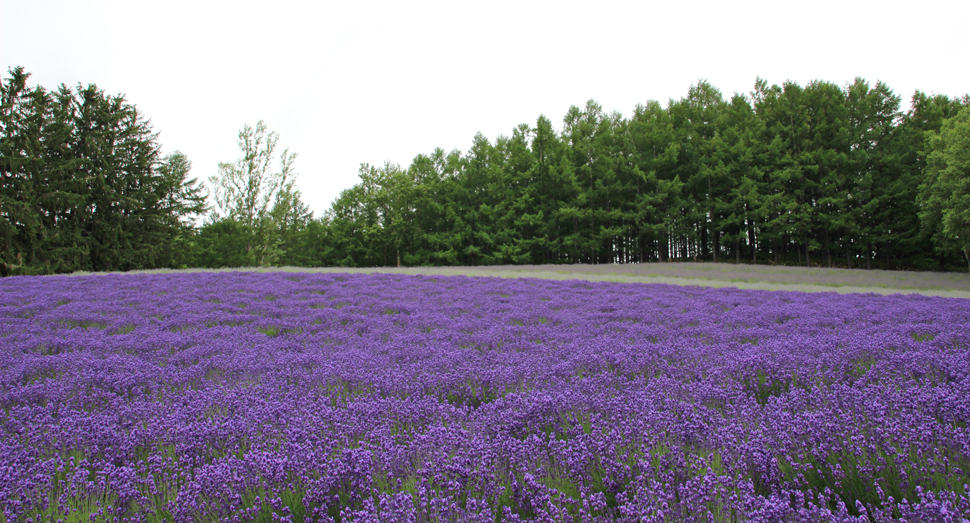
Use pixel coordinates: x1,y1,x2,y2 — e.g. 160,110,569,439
3,0,968,217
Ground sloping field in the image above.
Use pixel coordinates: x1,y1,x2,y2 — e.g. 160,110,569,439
98,263,970,298
2,270,969,521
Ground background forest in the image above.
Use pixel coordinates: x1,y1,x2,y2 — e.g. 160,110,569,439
2,66,969,276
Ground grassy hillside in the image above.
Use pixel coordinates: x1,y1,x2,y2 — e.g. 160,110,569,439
73,263,970,299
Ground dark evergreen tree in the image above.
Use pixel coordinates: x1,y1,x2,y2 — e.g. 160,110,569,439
669,80,727,262
714,93,764,264
1,67,196,275
629,100,684,262
844,79,903,269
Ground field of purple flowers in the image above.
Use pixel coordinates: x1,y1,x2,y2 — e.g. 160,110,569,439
2,271,969,522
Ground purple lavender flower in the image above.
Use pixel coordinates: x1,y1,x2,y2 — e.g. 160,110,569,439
1,271,968,521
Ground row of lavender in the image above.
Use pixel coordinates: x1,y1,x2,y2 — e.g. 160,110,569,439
1,271,969,522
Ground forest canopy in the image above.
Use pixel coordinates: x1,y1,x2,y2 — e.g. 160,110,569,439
2,66,969,275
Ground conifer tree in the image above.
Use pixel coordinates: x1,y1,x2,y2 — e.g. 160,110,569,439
1,67,193,274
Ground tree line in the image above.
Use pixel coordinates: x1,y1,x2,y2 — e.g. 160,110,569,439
2,66,969,275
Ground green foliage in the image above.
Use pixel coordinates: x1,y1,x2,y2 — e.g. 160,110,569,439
158,151,208,226
918,106,970,271
4,68,967,273
191,218,251,268
206,121,310,267
304,77,965,272
0,67,208,275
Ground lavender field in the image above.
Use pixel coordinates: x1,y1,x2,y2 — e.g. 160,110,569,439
2,271,969,522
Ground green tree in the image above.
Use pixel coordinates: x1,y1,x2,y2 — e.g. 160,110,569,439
562,100,629,263
714,93,764,264
918,106,970,271
629,99,683,262
802,79,851,268
209,120,308,266
326,183,377,266
752,79,832,266
455,132,504,265
191,218,251,268
158,151,208,225
0,66,49,274
897,92,967,270
1,67,188,274
669,80,728,262
844,79,903,269
357,161,418,267
156,151,208,268
529,115,574,263
308,75,966,273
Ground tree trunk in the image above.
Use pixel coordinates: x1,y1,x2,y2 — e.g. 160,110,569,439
750,224,757,265
824,230,832,268
713,230,719,263
706,175,712,260
701,220,709,260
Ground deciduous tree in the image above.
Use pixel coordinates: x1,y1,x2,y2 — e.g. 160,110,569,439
919,106,970,271
209,121,308,266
